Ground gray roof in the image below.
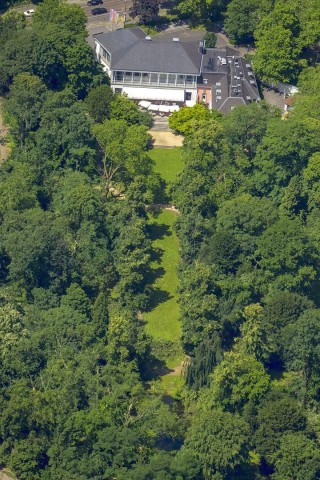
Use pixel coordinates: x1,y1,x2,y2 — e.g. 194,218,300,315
94,27,203,75
201,48,229,74
199,47,259,113
218,97,246,114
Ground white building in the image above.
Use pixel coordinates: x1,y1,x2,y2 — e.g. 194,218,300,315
93,27,201,106
93,27,260,113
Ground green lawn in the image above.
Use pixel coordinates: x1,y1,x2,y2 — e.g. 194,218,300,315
149,147,183,183
144,210,181,342
143,149,185,394
143,210,183,382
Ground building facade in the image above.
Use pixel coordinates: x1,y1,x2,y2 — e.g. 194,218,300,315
94,27,260,113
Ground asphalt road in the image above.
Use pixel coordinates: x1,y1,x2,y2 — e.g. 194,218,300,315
11,0,133,46
70,0,133,45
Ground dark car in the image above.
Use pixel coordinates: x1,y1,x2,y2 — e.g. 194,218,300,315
91,7,107,14
87,0,103,6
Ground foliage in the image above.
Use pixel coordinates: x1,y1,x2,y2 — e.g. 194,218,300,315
272,433,320,480
110,94,152,127
204,31,217,48
210,351,270,412
0,0,105,97
177,0,229,23
185,333,223,389
224,0,272,44
92,118,160,201
255,391,307,461
182,408,251,480
1,0,320,478
253,0,320,83
169,104,221,135
85,84,113,123
179,261,219,350
4,74,48,145
129,0,160,24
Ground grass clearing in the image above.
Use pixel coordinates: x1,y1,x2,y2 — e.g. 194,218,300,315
144,210,181,345
149,147,183,184
143,148,185,394
143,210,184,394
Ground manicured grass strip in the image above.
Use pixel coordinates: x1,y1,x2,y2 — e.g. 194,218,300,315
144,210,182,365
149,147,183,183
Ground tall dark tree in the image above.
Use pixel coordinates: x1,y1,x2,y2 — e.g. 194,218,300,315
129,0,160,24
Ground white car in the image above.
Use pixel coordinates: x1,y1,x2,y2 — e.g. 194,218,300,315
23,9,35,17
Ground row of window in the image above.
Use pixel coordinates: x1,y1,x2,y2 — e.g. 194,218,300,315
112,71,197,87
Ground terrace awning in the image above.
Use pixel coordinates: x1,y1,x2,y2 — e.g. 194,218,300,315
139,100,152,108
158,105,171,113
148,104,159,111
169,105,180,112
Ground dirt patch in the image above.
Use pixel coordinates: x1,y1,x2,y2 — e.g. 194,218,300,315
0,470,17,480
167,356,191,376
149,130,184,148
0,98,10,164
262,88,285,110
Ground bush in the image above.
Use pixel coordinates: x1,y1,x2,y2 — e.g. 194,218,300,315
204,31,217,48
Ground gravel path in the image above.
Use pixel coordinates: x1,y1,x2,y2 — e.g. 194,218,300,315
148,130,184,148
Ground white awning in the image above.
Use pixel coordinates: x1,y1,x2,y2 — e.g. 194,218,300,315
139,100,151,108
169,105,180,112
148,104,159,111
158,105,171,113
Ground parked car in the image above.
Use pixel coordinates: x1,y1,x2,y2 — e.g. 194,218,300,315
23,9,35,16
91,7,107,14
87,0,103,6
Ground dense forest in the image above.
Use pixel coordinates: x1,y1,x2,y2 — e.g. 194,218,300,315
0,0,320,479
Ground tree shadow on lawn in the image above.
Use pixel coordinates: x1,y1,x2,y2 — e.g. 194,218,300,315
150,246,164,264
145,246,166,285
148,222,171,241
145,286,172,312
146,265,166,286
141,354,174,381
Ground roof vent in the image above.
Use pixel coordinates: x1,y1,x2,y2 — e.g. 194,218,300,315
145,36,152,41
173,37,179,42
